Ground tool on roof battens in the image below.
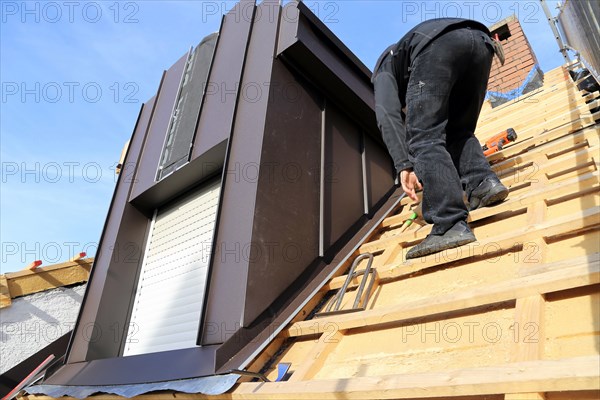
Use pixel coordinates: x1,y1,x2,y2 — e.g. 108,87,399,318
399,211,418,233
483,128,518,156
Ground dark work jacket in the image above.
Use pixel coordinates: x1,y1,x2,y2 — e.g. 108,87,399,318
372,18,490,110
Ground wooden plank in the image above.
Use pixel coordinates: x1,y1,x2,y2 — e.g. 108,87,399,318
480,89,595,129
485,114,599,164
520,253,599,277
115,139,130,175
327,177,600,290
508,196,547,400
0,274,11,308
496,109,599,146
244,337,286,382
479,69,570,120
288,330,346,382
499,144,597,182
479,83,575,120
505,394,545,400
360,203,598,260
491,125,597,173
511,295,545,363
5,257,93,279
5,258,92,298
508,294,547,400
381,167,597,232
24,260,43,271
478,95,595,142
373,244,402,269
583,91,600,103
479,86,587,131
479,81,567,120
285,255,598,337
224,356,598,399
20,356,599,400
377,206,597,281
521,196,549,267
69,252,87,262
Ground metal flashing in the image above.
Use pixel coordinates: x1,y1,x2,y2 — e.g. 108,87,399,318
27,374,239,399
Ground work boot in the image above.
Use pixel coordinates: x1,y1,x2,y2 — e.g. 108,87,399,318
405,221,476,259
468,177,509,210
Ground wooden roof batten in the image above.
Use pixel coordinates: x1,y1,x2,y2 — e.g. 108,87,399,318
0,258,93,309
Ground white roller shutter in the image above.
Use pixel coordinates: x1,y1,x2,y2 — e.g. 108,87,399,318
123,181,220,356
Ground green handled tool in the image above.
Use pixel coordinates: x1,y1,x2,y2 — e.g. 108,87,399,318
400,211,418,233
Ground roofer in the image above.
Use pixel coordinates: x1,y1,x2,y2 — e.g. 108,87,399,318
372,18,509,259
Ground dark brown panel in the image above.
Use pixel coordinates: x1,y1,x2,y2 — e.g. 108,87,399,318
243,58,323,326
191,0,256,160
68,98,156,363
84,204,149,360
364,133,395,213
277,3,379,139
201,0,277,345
295,13,372,105
276,2,370,77
46,347,217,385
323,102,364,250
129,52,189,201
216,188,402,372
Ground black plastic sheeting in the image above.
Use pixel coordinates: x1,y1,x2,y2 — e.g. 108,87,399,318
25,374,239,399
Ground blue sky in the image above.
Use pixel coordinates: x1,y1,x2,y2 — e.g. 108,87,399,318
1,0,564,273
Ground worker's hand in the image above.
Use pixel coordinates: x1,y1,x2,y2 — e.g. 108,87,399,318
400,169,422,202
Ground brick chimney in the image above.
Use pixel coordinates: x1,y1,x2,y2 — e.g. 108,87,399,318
487,15,544,107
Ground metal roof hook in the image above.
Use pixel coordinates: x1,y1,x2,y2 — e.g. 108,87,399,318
317,252,376,317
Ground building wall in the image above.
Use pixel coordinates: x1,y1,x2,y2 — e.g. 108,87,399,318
0,284,85,373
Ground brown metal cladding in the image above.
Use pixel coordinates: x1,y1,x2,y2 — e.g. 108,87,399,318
242,57,323,328
276,2,378,137
216,188,403,373
323,102,365,250
364,133,396,213
67,97,156,363
191,0,255,160
47,347,218,385
201,0,279,344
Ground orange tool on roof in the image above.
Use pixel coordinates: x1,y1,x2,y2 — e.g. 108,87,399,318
482,128,517,156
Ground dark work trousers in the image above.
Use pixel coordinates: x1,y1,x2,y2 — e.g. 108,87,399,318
374,27,496,235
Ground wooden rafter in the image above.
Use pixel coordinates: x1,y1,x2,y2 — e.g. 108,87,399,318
0,258,93,308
